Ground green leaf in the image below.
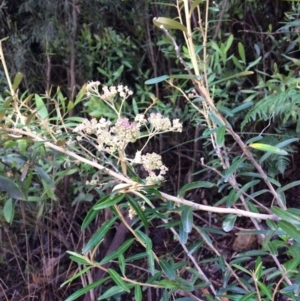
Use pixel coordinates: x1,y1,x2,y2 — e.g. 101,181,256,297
148,251,155,276
0,176,23,200
245,56,262,71
223,157,245,182
3,198,14,223
181,206,193,233
232,55,244,70
34,94,49,119
255,257,263,280
210,71,253,85
160,259,176,280
178,181,213,197
127,195,149,228
224,34,234,53
81,209,98,230
277,180,300,193
99,239,135,265
249,143,288,155
134,285,142,301
145,75,169,85
12,72,24,91
108,268,130,292
278,220,300,243
238,42,246,63
153,17,187,32
179,223,188,244
98,286,126,300
239,293,257,301
67,251,90,265
119,254,125,276
82,216,118,254
271,207,300,225
231,102,253,114
222,214,237,232
157,279,181,289
190,0,203,13
60,266,91,287
257,281,272,300
64,277,109,301
216,125,226,147
93,194,125,210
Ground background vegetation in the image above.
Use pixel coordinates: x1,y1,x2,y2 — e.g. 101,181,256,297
1,0,300,300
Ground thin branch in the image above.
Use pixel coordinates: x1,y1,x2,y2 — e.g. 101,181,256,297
2,127,279,221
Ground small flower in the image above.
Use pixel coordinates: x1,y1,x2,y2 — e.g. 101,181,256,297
135,114,146,125
148,113,172,131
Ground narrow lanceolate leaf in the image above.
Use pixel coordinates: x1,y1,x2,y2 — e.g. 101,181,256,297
34,94,49,119
64,277,109,301
108,268,130,292
12,72,24,91
159,259,175,280
127,195,148,228
249,143,288,155
93,194,125,210
81,208,98,230
278,221,300,243
99,238,135,265
216,125,226,147
178,181,214,197
98,286,125,300
82,216,118,254
134,285,142,301
157,279,181,289
271,207,300,226
153,17,187,32
181,206,193,233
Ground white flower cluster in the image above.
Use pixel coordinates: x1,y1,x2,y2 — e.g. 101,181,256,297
86,81,133,102
72,82,183,185
133,151,168,185
128,201,145,220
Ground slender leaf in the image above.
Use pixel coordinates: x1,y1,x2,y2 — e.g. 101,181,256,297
127,195,149,228
178,181,214,197
34,94,48,119
272,207,300,225
160,259,175,280
82,216,118,254
157,279,181,289
250,143,288,155
99,238,135,265
81,208,99,230
119,254,125,276
60,266,91,287
153,17,187,32
108,268,130,292
134,285,142,301
216,125,226,147
93,194,125,210
64,277,109,301
238,42,246,63
277,180,300,193
223,157,245,182
278,220,300,243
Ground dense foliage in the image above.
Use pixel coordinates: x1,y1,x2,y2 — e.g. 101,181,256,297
1,0,300,301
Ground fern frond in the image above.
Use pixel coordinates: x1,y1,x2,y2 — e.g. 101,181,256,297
241,83,300,129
